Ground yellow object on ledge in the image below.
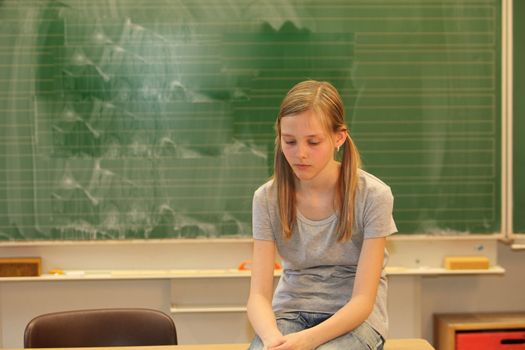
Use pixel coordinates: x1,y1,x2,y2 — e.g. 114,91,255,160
444,256,490,270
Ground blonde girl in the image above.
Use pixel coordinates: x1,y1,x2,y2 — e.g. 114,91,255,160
247,80,397,350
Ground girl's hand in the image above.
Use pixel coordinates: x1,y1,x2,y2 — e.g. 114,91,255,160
268,330,317,350
263,333,287,350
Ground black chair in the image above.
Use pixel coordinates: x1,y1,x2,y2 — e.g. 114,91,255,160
24,308,177,348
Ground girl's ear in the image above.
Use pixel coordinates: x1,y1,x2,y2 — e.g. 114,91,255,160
335,129,346,148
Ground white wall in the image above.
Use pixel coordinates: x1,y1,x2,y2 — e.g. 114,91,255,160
420,242,525,344
0,238,523,348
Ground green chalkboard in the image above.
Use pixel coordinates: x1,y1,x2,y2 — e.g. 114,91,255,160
0,0,501,241
513,0,524,234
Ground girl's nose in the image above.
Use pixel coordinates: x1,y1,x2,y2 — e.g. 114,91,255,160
297,143,308,159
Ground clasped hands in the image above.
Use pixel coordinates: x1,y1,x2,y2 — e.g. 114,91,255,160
264,329,318,350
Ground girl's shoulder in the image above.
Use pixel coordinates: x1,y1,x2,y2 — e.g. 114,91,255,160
357,169,394,199
253,178,277,204
252,179,280,221
254,178,275,194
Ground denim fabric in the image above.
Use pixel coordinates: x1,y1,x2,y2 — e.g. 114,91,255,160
248,311,384,350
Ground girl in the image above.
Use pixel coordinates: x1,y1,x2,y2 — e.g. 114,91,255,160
247,80,397,350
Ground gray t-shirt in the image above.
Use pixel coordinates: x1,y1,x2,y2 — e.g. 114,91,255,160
252,169,397,338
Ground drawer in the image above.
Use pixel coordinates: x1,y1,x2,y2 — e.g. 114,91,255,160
456,330,525,350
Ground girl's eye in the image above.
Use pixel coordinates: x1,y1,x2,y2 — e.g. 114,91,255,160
308,141,320,145
284,140,296,145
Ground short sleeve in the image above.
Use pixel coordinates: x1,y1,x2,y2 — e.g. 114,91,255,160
252,185,275,241
363,186,398,238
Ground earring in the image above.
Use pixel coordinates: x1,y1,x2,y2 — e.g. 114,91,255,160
336,145,340,152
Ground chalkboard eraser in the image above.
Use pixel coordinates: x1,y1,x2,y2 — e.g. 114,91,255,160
0,257,41,277
444,256,490,270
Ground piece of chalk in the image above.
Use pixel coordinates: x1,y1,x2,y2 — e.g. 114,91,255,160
64,270,85,276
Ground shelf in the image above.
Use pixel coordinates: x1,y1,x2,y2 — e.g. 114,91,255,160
511,243,525,250
0,269,257,281
0,266,506,282
385,265,505,276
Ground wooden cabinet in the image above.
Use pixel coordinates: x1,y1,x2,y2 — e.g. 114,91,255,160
434,312,525,350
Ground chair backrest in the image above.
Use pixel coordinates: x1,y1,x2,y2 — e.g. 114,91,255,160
24,308,177,348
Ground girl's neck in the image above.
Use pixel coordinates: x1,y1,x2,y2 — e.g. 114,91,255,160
296,160,340,195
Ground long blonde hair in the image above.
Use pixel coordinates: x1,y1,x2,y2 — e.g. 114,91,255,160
274,80,361,241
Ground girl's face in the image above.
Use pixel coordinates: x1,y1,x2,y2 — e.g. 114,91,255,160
280,110,343,182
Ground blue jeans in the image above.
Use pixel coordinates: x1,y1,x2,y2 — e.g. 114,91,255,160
248,311,384,349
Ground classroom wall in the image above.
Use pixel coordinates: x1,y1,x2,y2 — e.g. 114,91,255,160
0,238,523,347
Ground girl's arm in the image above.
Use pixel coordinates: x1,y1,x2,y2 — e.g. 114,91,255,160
271,236,386,350
247,239,285,348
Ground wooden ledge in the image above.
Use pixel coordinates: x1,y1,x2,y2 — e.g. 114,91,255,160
385,338,435,350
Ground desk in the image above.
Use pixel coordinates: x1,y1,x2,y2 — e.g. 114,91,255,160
4,339,435,350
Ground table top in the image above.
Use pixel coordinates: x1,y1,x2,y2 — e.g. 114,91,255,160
4,339,435,350
385,339,435,350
